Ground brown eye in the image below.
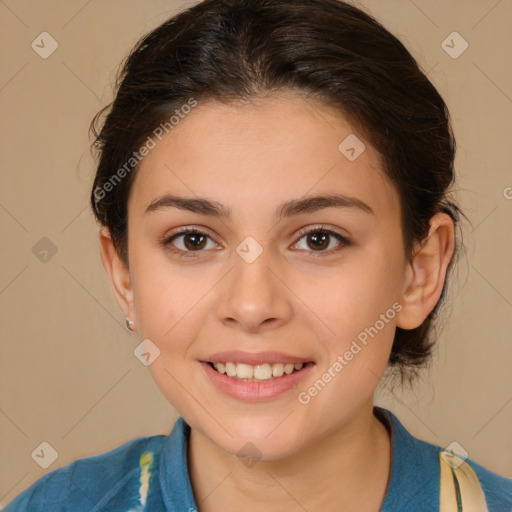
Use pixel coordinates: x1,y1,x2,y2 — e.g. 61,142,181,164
305,231,330,251
293,227,350,254
181,232,208,251
162,228,218,257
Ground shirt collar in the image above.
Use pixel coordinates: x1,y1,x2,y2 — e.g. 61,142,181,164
159,416,197,511
159,407,439,511
375,406,439,511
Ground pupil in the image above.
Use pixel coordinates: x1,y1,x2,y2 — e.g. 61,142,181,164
184,233,206,250
308,232,328,250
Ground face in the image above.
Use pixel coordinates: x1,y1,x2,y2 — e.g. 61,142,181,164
119,93,409,459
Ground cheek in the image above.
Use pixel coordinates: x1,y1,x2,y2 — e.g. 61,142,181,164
130,241,211,338
297,269,398,425
312,250,402,333
304,248,402,377
131,264,209,410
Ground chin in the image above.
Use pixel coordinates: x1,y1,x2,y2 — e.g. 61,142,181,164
200,414,311,461
222,433,305,463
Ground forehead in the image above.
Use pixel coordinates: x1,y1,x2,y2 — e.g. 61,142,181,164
128,93,399,223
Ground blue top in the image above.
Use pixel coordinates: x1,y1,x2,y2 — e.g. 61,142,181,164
3,406,511,511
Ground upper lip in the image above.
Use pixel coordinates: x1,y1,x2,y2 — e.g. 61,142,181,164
203,351,314,366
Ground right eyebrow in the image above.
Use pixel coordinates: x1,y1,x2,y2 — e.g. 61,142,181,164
145,194,232,219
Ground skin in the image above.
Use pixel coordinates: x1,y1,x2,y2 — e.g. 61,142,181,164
99,92,455,511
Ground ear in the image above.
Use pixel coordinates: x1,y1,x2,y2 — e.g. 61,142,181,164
396,213,455,330
98,227,137,330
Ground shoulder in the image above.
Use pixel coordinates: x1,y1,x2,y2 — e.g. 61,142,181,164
465,457,512,511
376,406,512,512
2,433,167,511
408,423,512,510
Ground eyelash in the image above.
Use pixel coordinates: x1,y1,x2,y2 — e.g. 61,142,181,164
160,225,351,259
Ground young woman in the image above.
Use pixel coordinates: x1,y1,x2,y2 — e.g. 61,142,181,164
5,0,511,510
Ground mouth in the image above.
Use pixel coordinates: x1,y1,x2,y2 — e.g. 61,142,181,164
199,350,316,401
207,361,313,381
200,353,315,401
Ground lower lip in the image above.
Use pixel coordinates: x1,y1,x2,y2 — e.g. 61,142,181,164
200,361,315,401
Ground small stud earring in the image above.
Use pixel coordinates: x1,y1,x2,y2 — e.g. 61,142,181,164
125,317,135,332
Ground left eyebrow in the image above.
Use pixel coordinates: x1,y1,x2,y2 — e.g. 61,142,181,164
275,193,374,220
144,192,374,220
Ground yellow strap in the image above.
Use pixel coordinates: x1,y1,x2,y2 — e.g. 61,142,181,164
439,451,488,512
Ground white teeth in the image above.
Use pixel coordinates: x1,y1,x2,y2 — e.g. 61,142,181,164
272,363,284,377
236,363,254,379
212,361,305,380
225,362,236,377
284,363,294,375
254,363,272,380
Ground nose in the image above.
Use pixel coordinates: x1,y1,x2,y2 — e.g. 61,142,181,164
215,246,293,334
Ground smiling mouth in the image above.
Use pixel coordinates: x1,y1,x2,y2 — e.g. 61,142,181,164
207,361,313,381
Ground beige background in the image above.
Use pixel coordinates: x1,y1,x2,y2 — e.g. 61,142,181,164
1,0,511,506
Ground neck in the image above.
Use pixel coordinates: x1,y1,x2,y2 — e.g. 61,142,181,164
187,400,391,511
